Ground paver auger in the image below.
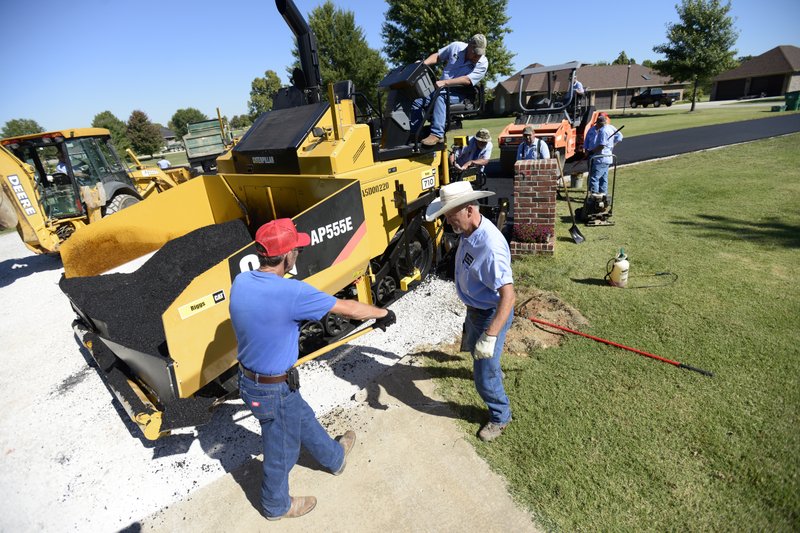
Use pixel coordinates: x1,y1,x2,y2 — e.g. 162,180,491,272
58,0,465,440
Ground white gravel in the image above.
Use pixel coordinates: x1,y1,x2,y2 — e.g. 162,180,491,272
0,231,465,532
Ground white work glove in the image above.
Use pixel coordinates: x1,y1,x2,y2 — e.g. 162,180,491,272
473,332,497,360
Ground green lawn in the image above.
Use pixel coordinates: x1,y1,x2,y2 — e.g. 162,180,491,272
424,134,800,531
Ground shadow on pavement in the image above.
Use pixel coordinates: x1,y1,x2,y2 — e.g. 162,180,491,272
0,253,62,287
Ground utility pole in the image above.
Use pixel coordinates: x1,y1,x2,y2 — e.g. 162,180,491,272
622,60,632,115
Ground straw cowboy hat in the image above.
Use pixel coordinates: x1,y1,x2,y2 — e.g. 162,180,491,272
425,181,495,221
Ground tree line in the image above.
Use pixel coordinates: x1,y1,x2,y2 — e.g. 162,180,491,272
2,0,742,145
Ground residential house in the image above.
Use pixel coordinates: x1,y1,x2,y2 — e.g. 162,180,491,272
493,63,684,114
711,45,800,100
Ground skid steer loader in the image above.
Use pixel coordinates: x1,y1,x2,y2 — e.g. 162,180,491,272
58,0,470,441
0,128,191,254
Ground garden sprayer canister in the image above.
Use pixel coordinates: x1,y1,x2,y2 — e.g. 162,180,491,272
607,248,629,288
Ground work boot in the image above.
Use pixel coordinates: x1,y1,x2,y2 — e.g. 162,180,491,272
478,421,509,442
421,134,443,146
332,430,356,475
265,496,317,521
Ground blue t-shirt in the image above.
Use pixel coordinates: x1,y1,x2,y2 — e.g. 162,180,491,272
455,216,513,309
438,41,488,86
230,270,336,375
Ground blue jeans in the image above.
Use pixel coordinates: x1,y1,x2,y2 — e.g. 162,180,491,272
239,370,344,518
588,159,610,194
410,90,466,138
463,306,513,424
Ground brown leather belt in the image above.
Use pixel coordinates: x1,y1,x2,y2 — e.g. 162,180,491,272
239,365,288,384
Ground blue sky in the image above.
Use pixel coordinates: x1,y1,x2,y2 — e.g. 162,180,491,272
1,0,798,131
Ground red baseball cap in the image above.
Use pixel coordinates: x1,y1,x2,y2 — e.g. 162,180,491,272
254,218,310,256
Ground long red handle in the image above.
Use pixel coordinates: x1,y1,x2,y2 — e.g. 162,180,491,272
528,317,713,377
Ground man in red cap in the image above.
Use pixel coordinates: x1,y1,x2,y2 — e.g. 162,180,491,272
230,218,395,521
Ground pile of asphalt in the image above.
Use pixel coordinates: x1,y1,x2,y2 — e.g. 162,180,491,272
60,219,252,356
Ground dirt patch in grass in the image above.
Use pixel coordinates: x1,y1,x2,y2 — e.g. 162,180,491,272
506,288,589,355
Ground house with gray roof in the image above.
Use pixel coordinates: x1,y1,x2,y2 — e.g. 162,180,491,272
493,63,685,114
711,45,800,100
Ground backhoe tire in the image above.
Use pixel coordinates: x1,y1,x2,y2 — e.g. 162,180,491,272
104,194,140,216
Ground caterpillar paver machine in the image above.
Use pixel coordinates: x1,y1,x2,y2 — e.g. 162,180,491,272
59,0,457,440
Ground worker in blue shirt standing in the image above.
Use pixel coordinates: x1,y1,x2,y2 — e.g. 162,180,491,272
583,114,623,194
426,181,515,442
230,218,396,521
413,34,489,147
516,126,550,161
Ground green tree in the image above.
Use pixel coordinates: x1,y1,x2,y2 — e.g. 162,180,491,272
653,0,738,111
382,0,514,82
248,70,283,120
1,118,44,138
613,51,635,65
230,114,253,129
642,59,656,68
91,110,130,153
292,1,387,105
126,110,163,156
169,108,208,139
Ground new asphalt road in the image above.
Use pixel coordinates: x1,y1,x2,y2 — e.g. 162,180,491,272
484,112,800,204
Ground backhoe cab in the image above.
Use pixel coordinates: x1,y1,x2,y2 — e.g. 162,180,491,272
1,128,144,252
1,128,192,254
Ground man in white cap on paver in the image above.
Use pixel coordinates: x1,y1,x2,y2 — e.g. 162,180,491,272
451,127,493,173
412,34,489,147
426,181,515,441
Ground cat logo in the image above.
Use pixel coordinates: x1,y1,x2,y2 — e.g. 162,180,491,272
178,290,227,319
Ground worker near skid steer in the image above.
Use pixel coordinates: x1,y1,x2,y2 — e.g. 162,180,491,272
229,218,396,521
583,113,623,195
426,182,515,442
412,34,489,147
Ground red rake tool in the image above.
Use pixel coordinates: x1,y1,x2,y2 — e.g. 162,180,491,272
528,317,714,377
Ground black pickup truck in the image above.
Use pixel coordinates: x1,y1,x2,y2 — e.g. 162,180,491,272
630,88,679,108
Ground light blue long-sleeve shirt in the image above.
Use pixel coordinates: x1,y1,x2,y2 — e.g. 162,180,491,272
438,42,488,86
456,137,493,170
516,138,550,160
584,124,623,164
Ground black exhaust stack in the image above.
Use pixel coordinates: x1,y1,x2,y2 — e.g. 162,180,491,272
276,0,322,104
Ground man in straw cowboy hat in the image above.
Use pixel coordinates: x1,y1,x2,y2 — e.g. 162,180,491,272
426,182,515,441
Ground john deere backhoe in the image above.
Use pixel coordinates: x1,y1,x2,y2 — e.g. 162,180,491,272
0,128,192,254
57,0,480,440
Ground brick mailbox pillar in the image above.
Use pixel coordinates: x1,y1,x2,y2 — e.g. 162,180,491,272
510,159,558,258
